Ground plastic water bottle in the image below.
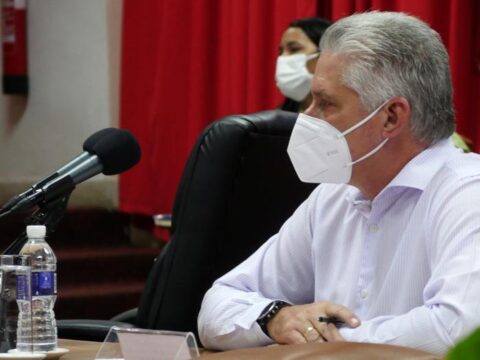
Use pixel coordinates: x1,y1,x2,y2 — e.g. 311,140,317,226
18,225,57,352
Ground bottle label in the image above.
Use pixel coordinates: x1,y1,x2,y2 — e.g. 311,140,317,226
16,274,29,300
31,271,57,296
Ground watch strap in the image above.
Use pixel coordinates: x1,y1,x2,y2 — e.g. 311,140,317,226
256,300,290,337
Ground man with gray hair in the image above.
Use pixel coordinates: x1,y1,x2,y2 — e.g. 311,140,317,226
198,11,480,355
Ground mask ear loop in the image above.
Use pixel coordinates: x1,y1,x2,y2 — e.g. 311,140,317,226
334,99,391,167
338,99,390,139
347,138,389,166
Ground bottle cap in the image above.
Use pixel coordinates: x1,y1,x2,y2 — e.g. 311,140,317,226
26,225,46,238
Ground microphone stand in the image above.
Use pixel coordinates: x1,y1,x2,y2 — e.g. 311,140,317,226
2,191,73,255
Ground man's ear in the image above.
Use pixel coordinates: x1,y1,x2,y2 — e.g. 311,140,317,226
382,97,411,139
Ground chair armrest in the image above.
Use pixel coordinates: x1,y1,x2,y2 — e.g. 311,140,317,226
57,319,135,342
110,307,138,323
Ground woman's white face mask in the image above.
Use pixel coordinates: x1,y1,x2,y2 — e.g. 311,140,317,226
275,53,318,102
287,100,390,184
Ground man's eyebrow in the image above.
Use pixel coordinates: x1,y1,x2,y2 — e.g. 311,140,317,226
312,89,336,102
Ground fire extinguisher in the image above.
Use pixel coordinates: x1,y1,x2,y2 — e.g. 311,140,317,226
1,0,27,94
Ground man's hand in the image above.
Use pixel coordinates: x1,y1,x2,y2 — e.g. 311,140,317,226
266,301,360,344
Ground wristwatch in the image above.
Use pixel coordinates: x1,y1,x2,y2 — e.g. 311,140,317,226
256,300,290,336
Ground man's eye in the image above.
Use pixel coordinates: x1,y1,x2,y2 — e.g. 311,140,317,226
318,101,332,109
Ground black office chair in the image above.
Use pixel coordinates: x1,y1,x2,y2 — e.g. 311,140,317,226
57,110,317,343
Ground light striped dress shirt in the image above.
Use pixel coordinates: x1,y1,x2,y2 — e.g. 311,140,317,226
198,138,480,355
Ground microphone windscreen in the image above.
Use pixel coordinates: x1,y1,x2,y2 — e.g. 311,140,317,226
83,128,118,153
93,129,141,175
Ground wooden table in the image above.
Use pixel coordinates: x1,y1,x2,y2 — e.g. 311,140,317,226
57,339,101,360
53,340,440,359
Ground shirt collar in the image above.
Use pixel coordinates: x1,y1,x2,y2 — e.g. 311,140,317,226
383,137,461,191
346,137,462,206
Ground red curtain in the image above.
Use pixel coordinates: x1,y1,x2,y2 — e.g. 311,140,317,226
119,0,317,215
120,0,480,218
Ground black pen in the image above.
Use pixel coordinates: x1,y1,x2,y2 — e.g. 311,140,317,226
318,316,346,327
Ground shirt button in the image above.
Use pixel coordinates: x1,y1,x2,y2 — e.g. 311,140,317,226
360,289,368,299
368,224,378,233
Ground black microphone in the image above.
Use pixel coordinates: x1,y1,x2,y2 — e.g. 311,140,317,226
0,128,118,215
83,128,119,153
5,129,141,214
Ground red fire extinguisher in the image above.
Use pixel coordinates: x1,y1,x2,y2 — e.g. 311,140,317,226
1,0,27,94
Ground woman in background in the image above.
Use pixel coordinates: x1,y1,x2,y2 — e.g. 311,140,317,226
275,17,331,112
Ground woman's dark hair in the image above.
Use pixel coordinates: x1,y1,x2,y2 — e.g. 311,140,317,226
280,17,332,112
289,17,332,49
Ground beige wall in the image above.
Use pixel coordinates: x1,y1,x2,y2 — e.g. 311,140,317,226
0,0,122,208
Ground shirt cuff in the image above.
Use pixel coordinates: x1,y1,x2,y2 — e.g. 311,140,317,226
236,299,274,345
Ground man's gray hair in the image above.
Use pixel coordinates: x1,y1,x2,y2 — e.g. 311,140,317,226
320,11,454,145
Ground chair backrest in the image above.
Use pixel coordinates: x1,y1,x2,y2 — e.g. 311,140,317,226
136,110,317,342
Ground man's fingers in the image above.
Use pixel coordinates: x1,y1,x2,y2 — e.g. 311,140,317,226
324,302,360,328
310,314,346,342
321,323,345,342
303,323,320,342
311,320,328,340
284,330,308,344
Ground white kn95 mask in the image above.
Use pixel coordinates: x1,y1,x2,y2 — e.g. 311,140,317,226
275,53,319,102
287,100,390,184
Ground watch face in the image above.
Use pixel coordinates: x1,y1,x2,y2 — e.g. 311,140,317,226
259,302,277,320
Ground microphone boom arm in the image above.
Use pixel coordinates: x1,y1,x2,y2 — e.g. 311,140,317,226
2,191,73,255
